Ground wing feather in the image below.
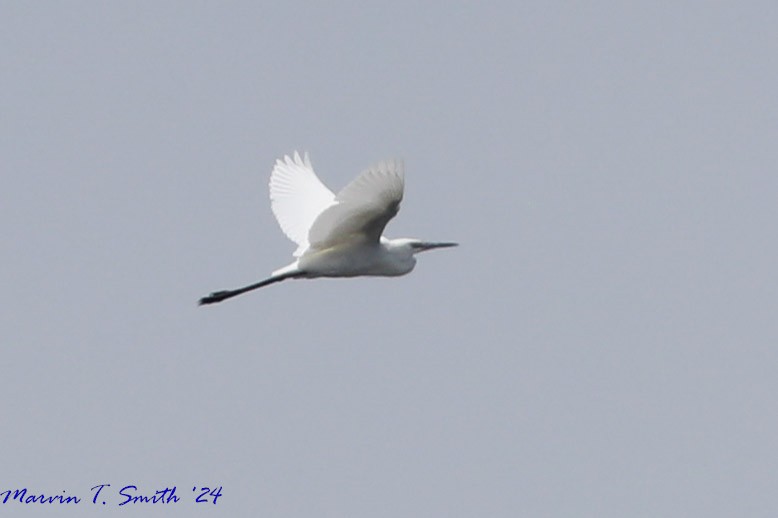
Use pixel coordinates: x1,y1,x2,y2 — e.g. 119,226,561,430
307,159,404,250
269,151,336,256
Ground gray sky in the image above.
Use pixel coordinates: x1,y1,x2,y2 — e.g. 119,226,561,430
3,2,777,516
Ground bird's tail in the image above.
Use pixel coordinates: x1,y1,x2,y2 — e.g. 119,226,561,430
271,261,302,278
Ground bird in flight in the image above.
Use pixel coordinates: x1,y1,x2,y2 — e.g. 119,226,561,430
199,152,457,305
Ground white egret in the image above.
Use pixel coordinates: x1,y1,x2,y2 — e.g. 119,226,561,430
199,151,457,305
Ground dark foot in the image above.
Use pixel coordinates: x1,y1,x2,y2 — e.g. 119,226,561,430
198,291,233,305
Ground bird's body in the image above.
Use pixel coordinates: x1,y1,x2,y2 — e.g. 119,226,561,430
290,238,417,278
199,152,457,305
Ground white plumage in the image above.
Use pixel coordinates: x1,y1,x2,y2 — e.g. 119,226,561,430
200,151,456,305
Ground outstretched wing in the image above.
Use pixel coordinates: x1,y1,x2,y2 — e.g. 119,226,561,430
269,151,336,256
307,159,404,250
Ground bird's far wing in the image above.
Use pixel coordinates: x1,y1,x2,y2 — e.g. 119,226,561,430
269,151,336,256
307,159,404,250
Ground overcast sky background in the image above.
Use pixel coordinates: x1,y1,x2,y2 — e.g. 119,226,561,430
3,2,777,517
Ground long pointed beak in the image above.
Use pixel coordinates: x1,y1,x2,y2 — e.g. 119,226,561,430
418,242,459,252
